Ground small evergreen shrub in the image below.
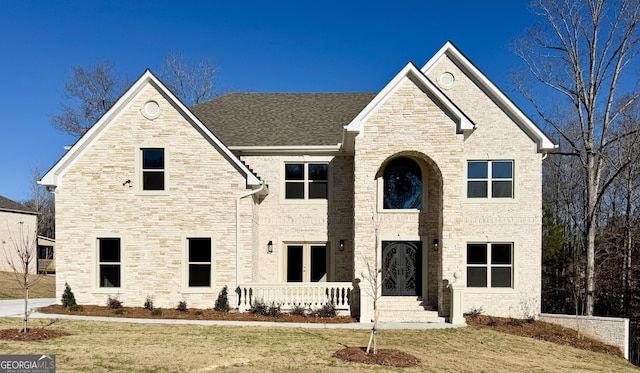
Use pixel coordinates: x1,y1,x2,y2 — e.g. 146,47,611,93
106,295,123,309
69,304,83,312
143,296,154,311
249,300,268,316
176,300,188,312
311,302,337,318
61,282,77,308
290,304,306,317
214,285,230,312
151,308,163,316
113,308,125,315
194,310,203,316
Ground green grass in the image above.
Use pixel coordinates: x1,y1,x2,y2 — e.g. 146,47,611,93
0,317,637,372
0,271,56,299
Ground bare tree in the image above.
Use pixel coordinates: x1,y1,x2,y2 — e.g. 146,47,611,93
514,0,640,315
49,61,128,137
159,54,221,105
23,165,55,238
2,221,46,332
360,214,383,354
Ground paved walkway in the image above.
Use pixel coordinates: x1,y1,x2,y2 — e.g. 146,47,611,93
0,298,465,330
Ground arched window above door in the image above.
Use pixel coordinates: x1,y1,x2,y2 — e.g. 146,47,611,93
383,157,422,209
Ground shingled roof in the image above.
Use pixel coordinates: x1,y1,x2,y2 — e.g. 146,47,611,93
0,195,36,214
190,92,377,147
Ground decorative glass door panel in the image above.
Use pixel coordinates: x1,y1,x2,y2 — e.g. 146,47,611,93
382,241,422,296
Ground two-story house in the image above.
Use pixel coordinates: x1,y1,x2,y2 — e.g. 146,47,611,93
40,42,555,323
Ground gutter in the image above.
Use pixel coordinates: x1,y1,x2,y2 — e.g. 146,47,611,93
235,182,266,309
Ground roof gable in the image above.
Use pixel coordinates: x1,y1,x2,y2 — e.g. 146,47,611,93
421,41,556,152
40,70,262,189
345,61,475,136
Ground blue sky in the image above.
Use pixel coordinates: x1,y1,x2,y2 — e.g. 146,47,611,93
0,0,538,202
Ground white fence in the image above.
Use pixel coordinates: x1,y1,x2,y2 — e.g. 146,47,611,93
237,282,352,312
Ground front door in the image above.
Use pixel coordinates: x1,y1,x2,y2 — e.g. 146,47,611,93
382,241,422,296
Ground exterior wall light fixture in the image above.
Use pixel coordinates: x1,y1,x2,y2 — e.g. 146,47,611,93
339,239,345,251
434,239,439,251
267,240,273,254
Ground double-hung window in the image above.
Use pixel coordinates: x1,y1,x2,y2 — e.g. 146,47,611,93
142,148,165,191
467,160,513,198
98,238,121,288
467,243,513,288
188,238,212,287
284,163,328,199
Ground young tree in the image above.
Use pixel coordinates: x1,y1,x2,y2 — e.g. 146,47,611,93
514,0,640,316
360,214,383,354
1,221,46,332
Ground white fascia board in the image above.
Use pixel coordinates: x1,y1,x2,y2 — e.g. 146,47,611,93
422,42,557,152
346,62,474,135
228,145,342,155
40,70,262,189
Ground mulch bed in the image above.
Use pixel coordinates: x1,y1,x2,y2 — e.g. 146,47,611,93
38,304,356,324
333,347,421,368
0,328,70,341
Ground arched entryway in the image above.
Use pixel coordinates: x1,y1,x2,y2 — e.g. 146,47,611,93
376,152,443,307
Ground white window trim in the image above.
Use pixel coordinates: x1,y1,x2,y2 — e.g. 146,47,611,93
92,236,125,294
280,156,333,204
465,242,515,290
135,146,170,196
377,157,428,213
182,233,217,293
466,160,515,200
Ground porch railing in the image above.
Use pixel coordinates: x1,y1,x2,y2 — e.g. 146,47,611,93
236,282,352,312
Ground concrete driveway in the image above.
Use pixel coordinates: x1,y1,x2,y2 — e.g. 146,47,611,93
0,298,56,317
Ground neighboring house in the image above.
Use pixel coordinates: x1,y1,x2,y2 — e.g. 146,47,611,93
0,195,38,274
40,42,555,323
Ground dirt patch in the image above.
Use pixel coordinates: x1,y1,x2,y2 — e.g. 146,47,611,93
333,347,421,368
465,314,623,357
38,304,356,324
0,328,70,341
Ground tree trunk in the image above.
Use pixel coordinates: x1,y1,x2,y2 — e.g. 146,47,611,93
22,286,28,333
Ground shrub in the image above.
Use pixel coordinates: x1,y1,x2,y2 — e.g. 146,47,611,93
176,300,188,312
267,303,281,318
151,308,163,316
249,300,268,316
290,304,307,317
61,282,77,308
311,302,337,318
143,296,154,311
464,307,484,317
69,304,83,312
194,310,203,316
106,295,123,309
214,285,230,312
113,308,125,315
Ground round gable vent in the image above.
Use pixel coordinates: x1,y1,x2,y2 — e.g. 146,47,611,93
438,72,455,88
142,100,161,120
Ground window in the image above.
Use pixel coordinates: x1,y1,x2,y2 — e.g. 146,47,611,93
99,238,121,288
286,244,327,282
467,243,513,288
383,158,422,209
188,238,212,287
467,161,513,198
284,163,328,199
142,148,165,191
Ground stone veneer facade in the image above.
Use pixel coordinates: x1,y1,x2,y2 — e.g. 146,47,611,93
46,44,549,321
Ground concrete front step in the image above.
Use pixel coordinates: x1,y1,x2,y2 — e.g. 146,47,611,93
377,310,446,323
375,297,445,323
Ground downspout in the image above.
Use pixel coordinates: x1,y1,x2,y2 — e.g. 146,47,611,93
235,182,266,310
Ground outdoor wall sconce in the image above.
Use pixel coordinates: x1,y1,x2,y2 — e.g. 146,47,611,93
433,239,439,251
339,239,345,251
267,240,273,254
